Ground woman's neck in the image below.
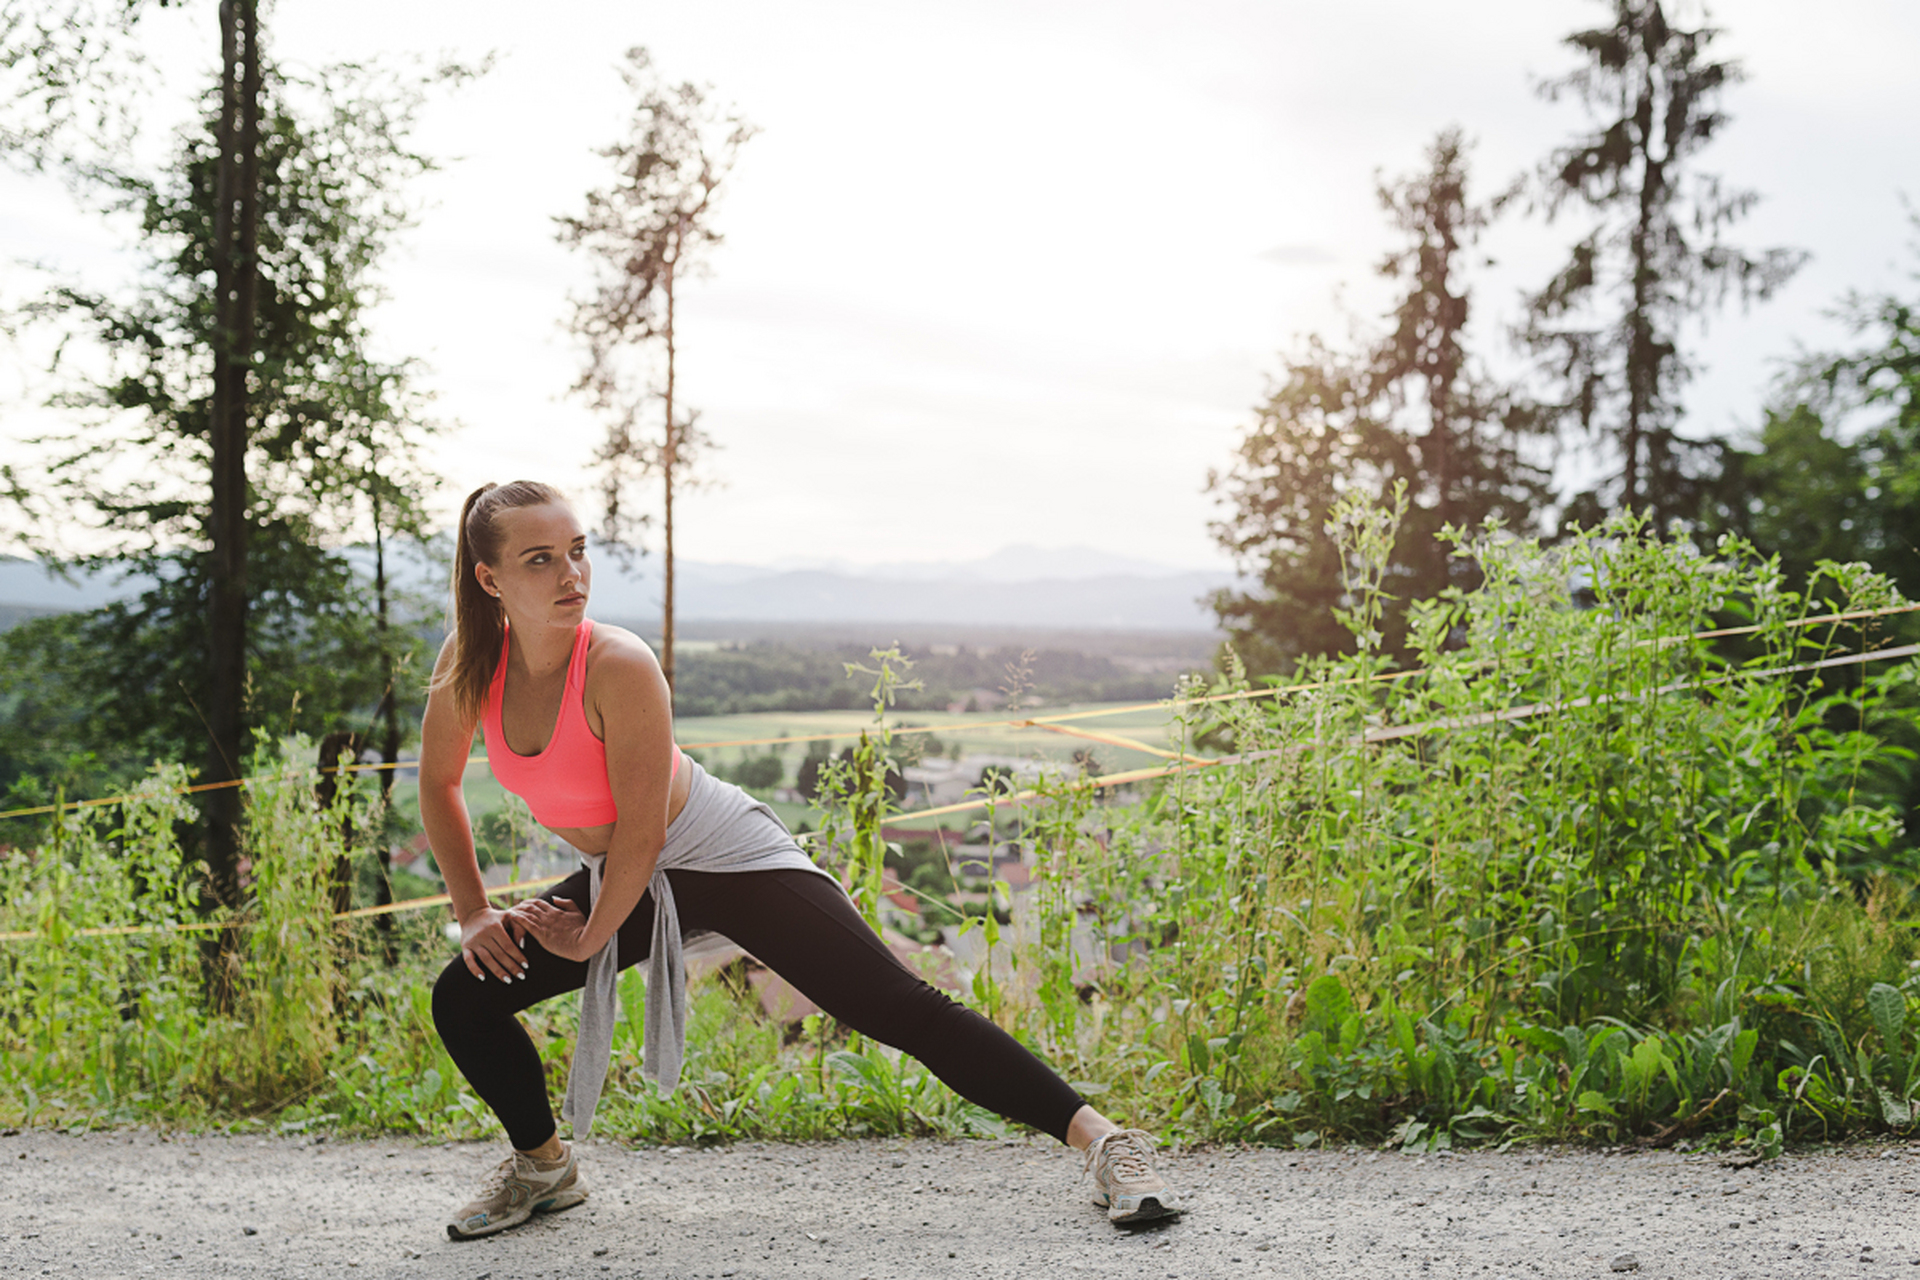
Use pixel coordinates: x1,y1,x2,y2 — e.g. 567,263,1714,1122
506,616,579,680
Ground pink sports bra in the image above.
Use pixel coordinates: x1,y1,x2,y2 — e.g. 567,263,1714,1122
482,619,678,828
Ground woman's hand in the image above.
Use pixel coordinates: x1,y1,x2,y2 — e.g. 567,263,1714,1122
458,905,529,983
516,897,597,963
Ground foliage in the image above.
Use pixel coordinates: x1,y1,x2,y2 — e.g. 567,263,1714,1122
1209,130,1551,673
1523,0,1804,527
6,502,1920,1159
0,0,160,175
1709,224,1920,602
0,60,450,848
809,646,923,928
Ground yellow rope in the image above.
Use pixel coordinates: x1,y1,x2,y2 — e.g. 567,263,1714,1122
0,873,570,943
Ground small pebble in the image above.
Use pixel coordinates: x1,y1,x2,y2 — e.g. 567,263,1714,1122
1610,1255,1640,1273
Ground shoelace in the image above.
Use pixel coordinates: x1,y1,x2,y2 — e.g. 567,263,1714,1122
474,1153,530,1198
1083,1129,1157,1182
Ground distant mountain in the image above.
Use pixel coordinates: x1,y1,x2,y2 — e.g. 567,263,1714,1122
0,558,144,610
585,563,1229,631
0,546,1237,633
764,544,1211,583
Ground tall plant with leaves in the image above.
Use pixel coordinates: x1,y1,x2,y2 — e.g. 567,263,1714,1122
1523,0,1804,529
812,648,922,930
558,46,756,694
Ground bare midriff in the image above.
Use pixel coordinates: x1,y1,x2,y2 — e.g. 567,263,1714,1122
544,762,694,857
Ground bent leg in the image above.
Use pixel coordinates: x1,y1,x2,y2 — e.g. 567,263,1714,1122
430,870,660,1151
672,868,1086,1143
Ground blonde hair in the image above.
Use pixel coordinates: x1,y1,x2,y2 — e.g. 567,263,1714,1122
433,481,568,723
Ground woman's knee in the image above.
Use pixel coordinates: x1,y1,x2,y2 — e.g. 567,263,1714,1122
430,957,487,1037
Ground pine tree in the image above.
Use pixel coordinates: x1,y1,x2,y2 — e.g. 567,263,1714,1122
2,62,449,875
1210,131,1551,673
558,46,755,695
1523,0,1803,529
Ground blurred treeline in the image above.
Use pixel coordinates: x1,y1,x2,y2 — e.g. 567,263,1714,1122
668,642,1171,716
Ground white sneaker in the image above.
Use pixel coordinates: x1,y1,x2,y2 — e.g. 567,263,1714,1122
447,1143,589,1239
1084,1128,1181,1224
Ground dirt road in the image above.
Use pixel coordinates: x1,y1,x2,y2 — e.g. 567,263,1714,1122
4,1128,1917,1278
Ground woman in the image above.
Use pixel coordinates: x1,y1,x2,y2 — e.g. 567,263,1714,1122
423,481,1179,1240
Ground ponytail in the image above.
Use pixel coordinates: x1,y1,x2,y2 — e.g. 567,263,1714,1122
433,480,568,723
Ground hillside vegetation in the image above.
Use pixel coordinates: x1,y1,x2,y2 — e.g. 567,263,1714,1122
4,504,1919,1157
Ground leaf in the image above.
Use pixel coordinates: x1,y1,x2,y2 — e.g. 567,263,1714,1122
1513,1025,1567,1056
1867,983,1907,1048
1575,1090,1618,1116
1303,974,1352,1033
1186,1033,1212,1076
1729,1028,1758,1085
1624,1036,1667,1098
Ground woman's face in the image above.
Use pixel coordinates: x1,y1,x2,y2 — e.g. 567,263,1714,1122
475,502,591,631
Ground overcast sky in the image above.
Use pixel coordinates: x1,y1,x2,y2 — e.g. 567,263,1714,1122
3,0,1916,571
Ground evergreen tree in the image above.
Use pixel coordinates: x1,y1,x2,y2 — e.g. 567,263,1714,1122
1711,229,1920,597
2,0,267,905
0,63,449,860
1210,131,1551,674
1523,0,1803,530
558,46,756,695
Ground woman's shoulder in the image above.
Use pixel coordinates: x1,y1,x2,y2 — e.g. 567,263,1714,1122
583,621,665,683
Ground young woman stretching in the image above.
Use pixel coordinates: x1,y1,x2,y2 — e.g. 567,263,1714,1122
422,481,1180,1240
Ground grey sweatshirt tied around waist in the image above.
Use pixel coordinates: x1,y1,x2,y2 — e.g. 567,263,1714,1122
559,757,833,1137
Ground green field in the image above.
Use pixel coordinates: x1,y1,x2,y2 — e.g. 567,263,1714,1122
673,700,1182,771
383,698,1186,862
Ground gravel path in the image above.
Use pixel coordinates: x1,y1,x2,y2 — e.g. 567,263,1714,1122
4,1128,1919,1278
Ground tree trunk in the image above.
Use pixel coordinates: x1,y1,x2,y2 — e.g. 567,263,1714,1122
371,482,398,965
659,227,679,696
1623,60,1662,519
204,0,261,923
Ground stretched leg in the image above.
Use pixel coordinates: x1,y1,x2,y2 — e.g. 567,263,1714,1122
430,868,661,1152
671,868,1087,1142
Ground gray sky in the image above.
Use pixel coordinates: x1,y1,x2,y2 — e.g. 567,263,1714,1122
3,0,1916,571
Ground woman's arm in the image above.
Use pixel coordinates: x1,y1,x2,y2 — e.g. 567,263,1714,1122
518,631,675,961
419,638,528,982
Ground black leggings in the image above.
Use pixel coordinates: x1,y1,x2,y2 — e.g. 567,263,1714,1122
431,867,1086,1150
